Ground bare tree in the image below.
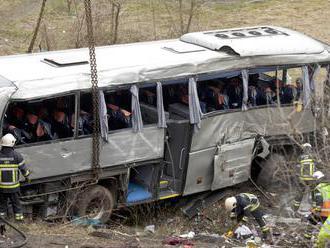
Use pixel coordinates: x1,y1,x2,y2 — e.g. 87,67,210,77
27,0,47,53
109,0,122,44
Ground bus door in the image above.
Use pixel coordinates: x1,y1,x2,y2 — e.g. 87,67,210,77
211,138,255,190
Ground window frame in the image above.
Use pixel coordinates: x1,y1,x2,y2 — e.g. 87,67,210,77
2,92,78,148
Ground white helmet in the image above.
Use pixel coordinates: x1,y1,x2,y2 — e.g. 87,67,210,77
302,143,312,149
0,133,17,147
313,171,324,180
225,197,237,211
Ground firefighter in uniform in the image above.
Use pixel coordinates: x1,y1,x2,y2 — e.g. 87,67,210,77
304,171,329,239
0,133,30,221
292,143,318,211
225,193,270,239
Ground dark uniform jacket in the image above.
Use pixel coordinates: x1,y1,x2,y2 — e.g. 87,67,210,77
0,147,30,193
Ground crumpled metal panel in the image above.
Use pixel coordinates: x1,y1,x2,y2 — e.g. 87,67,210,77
180,26,325,56
17,126,164,180
211,139,255,190
183,106,315,195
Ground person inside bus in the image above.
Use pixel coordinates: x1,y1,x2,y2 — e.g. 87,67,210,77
105,94,132,130
227,77,242,109
204,80,229,111
248,84,263,107
2,115,30,145
295,78,303,101
52,109,73,139
8,106,26,129
23,109,53,143
70,110,93,135
141,88,156,106
264,86,276,106
178,84,207,113
281,80,297,104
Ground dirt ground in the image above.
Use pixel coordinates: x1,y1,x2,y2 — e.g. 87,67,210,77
0,0,329,55
1,182,316,248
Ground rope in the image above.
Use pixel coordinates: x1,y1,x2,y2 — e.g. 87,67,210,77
0,216,27,248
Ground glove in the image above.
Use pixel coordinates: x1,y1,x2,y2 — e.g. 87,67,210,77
25,177,31,183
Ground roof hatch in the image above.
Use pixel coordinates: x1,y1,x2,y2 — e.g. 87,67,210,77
180,26,325,57
42,56,89,67
163,41,206,54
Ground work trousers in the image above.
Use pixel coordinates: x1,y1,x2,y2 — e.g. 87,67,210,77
293,181,315,210
249,208,267,230
0,192,22,215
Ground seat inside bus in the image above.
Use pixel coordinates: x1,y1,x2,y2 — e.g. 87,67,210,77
126,165,154,203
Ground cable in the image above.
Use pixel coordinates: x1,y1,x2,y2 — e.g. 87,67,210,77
0,216,27,248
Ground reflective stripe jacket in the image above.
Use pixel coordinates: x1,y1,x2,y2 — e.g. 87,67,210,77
299,154,316,181
314,183,330,217
317,216,330,248
0,147,30,193
234,193,260,220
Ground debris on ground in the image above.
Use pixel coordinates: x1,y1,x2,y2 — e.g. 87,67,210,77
162,236,194,246
144,224,155,234
179,231,195,239
234,225,253,240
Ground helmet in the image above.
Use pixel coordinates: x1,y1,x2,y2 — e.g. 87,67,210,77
225,197,237,211
0,133,17,147
302,143,312,149
313,171,324,180
302,143,312,153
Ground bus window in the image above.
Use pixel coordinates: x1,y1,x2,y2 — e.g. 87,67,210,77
248,67,303,108
197,76,243,114
140,86,158,125
3,95,75,145
104,89,132,131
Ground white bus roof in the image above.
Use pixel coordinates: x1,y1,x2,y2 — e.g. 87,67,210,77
0,26,329,100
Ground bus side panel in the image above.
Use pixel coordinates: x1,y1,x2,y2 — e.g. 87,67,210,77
100,125,165,166
18,126,164,181
183,107,315,196
244,106,315,136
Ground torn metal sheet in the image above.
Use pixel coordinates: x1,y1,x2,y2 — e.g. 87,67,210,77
184,106,315,195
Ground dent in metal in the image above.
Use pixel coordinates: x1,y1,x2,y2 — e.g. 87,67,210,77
183,106,315,195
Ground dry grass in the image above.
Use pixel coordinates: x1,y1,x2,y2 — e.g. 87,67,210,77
0,0,328,55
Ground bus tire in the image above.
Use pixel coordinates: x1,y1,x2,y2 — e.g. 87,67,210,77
256,153,286,190
76,185,114,223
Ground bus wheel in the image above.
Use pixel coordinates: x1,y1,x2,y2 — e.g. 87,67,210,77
256,153,286,190
76,185,114,224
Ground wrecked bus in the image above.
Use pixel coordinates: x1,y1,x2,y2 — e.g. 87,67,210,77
0,26,329,222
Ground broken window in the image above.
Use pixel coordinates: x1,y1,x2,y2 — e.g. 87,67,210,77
3,95,75,145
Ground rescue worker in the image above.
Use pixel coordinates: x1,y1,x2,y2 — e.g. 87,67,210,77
225,193,270,239
293,143,318,211
304,171,328,239
317,215,330,248
0,134,30,221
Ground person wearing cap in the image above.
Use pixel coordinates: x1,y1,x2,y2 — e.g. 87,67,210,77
224,193,270,239
0,134,30,221
293,143,319,211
